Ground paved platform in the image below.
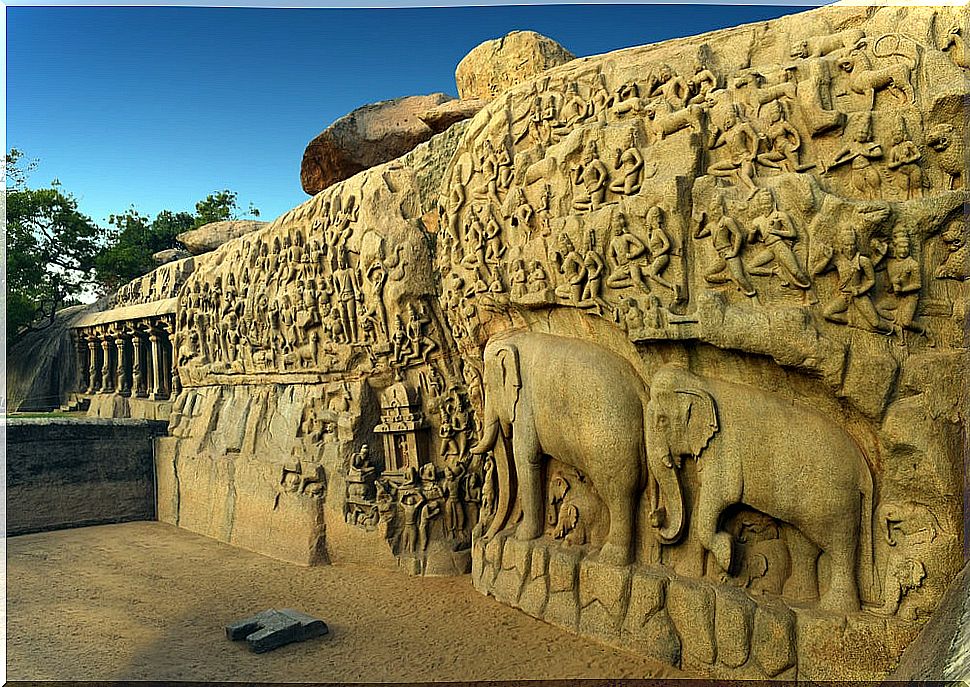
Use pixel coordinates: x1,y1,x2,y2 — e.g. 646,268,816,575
7,522,679,682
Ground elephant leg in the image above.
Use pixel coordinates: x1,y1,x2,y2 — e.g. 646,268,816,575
782,525,820,602
598,484,636,566
695,485,732,575
818,533,861,613
514,429,543,540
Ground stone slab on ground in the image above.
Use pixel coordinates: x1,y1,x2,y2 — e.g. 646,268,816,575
226,609,329,653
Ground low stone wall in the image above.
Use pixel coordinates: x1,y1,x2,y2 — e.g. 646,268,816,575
472,530,924,681
6,418,168,535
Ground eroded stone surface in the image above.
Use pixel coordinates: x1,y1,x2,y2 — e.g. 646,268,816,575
456,31,575,101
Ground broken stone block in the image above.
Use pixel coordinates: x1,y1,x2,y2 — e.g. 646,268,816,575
226,609,329,653
714,586,754,669
667,578,717,667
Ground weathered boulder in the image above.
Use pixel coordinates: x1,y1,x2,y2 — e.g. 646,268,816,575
153,247,192,265
300,93,453,195
6,302,104,412
176,220,268,256
418,98,488,134
455,30,575,101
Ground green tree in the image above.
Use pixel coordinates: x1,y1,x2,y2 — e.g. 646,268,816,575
95,188,260,289
5,149,104,340
192,189,260,228
94,206,195,291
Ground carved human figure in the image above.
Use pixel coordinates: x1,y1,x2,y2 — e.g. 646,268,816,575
581,230,611,315
606,212,651,293
554,233,587,304
509,259,528,299
398,487,425,555
812,226,890,332
643,206,678,294
756,100,808,174
827,119,883,200
745,190,811,290
571,140,609,211
883,227,924,338
441,466,466,539
887,120,923,200
527,260,549,294
623,296,645,332
707,106,760,198
696,196,756,296
609,130,644,196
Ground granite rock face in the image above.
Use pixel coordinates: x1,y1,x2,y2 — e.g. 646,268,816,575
49,4,970,682
455,30,576,101
300,93,454,195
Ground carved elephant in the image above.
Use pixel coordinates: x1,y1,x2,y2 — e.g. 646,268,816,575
471,331,651,565
646,365,875,612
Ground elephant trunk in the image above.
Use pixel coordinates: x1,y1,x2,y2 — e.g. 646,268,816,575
648,431,685,544
471,396,500,455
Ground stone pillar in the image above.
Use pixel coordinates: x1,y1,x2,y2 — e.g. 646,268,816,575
131,326,147,398
86,333,100,394
75,330,89,394
115,328,131,397
148,324,166,400
100,330,114,393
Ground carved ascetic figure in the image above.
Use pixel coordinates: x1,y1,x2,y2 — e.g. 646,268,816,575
645,365,875,612
813,225,891,332
471,332,651,565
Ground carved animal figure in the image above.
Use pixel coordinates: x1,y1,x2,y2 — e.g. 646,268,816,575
284,331,320,369
926,123,965,190
471,331,651,565
645,365,875,612
838,50,914,107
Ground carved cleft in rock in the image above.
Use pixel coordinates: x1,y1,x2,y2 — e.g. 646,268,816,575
300,93,453,195
455,30,575,101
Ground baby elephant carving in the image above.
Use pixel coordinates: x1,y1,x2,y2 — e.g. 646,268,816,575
646,365,875,613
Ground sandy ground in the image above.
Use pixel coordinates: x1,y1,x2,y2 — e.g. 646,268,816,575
7,522,680,682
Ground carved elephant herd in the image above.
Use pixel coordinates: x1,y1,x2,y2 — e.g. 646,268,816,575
471,331,877,613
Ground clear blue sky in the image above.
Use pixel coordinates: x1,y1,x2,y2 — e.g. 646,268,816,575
7,4,811,226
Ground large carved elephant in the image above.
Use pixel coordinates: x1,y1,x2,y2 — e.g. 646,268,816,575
646,365,875,612
471,331,650,565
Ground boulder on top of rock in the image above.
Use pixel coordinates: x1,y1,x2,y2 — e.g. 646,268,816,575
153,248,192,265
455,30,575,101
300,93,453,195
418,98,488,134
176,220,268,256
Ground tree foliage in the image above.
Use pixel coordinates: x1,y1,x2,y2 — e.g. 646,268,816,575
5,149,104,339
95,189,261,289
5,148,261,342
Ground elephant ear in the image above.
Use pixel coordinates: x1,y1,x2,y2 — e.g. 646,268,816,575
676,388,719,458
496,344,521,423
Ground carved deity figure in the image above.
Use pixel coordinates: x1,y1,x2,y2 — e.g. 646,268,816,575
571,140,609,211
697,196,756,296
887,120,923,200
707,106,760,199
554,233,587,304
827,118,883,200
643,206,678,294
609,130,644,196
606,212,651,293
813,226,890,332
745,190,811,290
756,100,808,174
883,227,924,338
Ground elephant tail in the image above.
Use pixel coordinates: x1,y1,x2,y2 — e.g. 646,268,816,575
859,461,877,605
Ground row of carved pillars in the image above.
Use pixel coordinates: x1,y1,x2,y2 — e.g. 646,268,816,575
73,316,177,400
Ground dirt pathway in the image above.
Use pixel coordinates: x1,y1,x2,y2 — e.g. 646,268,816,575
7,522,680,682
